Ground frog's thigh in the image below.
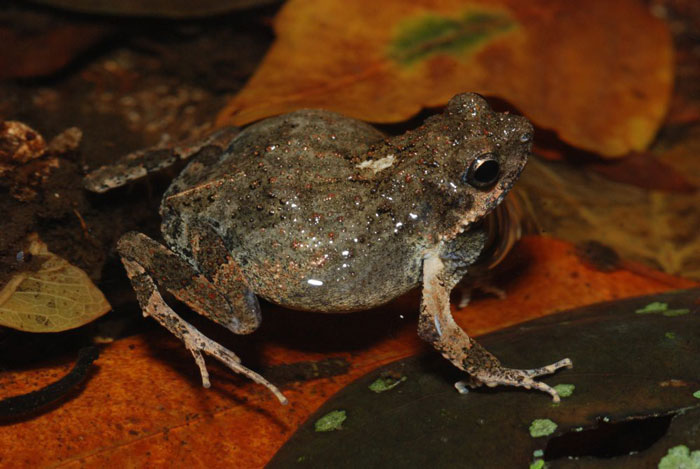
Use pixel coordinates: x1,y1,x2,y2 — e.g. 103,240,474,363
84,127,239,193
186,221,261,334
418,251,572,402
117,231,286,403
118,231,259,335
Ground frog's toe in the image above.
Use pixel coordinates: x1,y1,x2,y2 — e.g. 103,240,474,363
181,317,289,405
120,255,288,405
471,358,573,403
521,358,573,378
454,376,482,394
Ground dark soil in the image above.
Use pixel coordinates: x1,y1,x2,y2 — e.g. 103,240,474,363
0,0,275,362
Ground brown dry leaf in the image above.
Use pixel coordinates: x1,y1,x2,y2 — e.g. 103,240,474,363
0,236,694,467
0,234,110,332
588,151,696,193
516,157,700,280
217,0,672,157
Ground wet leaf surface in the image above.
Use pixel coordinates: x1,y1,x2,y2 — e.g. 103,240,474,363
268,288,700,469
0,234,110,332
218,0,672,157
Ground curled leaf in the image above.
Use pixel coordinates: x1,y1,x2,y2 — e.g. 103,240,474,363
0,234,110,332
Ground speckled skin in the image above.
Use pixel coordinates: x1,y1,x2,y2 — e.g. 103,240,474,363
89,93,572,404
160,94,529,312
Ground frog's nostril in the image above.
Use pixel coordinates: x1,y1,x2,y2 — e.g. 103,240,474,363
464,154,500,188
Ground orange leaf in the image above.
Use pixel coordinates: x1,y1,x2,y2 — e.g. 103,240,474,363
1,237,694,467
217,0,672,158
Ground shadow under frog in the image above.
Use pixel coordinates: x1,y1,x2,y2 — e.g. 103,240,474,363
85,93,571,405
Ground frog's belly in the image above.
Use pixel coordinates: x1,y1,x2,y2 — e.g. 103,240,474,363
243,247,424,313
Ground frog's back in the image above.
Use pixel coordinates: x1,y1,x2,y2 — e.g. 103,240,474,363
161,109,387,245
159,110,424,311
164,110,385,197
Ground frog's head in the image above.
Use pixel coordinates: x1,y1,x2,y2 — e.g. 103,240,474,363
418,93,532,241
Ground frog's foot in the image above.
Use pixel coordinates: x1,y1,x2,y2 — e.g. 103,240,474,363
84,127,239,193
118,232,287,405
419,251,571,402
455,346,572,402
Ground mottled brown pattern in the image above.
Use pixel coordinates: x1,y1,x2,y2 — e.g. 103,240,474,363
90,93,571,401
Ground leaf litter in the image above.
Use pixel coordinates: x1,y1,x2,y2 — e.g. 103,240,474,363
515,155,700,280
0,233,110,332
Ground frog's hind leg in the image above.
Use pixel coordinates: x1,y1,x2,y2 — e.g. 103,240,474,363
418,251,572,402
118,231,287,404
84,127,239,193
185,221,262,335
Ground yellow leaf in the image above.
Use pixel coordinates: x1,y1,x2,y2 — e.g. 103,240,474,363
0,234,110,332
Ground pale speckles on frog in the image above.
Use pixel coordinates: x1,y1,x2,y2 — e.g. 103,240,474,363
84,93,572,404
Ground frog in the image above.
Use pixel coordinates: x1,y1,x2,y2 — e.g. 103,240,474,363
84,93,572,405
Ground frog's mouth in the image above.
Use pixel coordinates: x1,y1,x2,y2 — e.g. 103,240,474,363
440,179,516,241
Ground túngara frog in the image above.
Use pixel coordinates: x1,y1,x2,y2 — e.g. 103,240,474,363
85,93,572,404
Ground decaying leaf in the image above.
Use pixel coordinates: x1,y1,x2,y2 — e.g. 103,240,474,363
515,156,700,280
0,233,110,332
217,0,672,157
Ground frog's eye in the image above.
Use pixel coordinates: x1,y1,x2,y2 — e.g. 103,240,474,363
463,153,500,189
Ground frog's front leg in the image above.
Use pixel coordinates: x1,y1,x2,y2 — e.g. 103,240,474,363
84,127,239,193
118,231,288,404
418,251,572,402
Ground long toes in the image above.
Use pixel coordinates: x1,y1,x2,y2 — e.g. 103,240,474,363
522,358,573,378
522,377,561,403
472,363,569,402
189,349,211,388
454,381,471,394
203,340,289,405
505,373,562,402
184,323,288,405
